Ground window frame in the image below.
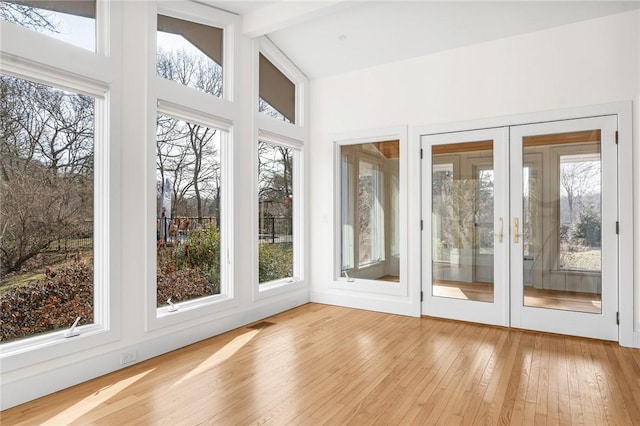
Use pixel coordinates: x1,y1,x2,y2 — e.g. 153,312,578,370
252,38,308,301
256,133,304,291
332,127,409,297
146,2,240,331
155,1,236,102
0,0,122,371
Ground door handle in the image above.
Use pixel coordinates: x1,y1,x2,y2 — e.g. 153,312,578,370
513,217,519,244
495,217,504,243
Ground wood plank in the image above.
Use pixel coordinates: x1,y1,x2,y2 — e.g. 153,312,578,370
2,303,639,425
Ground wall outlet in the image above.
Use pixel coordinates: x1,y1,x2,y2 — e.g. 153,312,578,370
120,351,136,365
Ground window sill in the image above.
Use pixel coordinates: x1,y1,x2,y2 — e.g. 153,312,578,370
255,277,305,301
0,325,118,373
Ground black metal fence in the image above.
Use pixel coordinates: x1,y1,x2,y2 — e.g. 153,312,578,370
46,221,93,252
259,217,292,244
156,216,292,245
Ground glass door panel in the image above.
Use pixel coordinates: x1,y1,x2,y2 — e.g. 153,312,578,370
522,132,602,313
432,141,494,303
422,128,509,327
510,116,618,341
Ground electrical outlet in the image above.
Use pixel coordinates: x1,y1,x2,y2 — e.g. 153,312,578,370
120,351,136,365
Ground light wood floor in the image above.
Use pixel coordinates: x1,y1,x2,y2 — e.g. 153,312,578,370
434,281,602,314
3,303,640,425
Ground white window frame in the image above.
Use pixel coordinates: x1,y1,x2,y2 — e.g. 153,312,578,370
155,1,236,102
256,133,304,292
146,2,240,331
252,38,308,301
332,127,409,298
0,0,122,371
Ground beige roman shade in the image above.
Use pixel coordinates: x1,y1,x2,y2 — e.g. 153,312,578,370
157,14,223,67
259,53,295,123
8,0,96,19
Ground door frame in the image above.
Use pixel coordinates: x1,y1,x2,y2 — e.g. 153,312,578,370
421,127,510,327
414,101,634,346
509,116,618,340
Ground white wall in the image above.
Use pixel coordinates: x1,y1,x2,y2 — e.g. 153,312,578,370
309,11,640,336
0,2,309,410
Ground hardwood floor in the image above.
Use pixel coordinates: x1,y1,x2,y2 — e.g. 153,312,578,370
3,303,639,425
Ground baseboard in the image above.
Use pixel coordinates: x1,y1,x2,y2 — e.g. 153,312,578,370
310,289,419,317
1,292,308,411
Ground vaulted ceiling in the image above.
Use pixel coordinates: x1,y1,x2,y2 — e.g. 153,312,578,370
206,1,640,79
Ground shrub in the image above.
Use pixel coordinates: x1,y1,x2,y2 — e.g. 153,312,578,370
259,243,293,283
0,259,93,342
571,203,601,247
156,223,221,306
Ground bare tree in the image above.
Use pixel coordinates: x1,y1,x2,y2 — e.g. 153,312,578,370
0,1,58,32
258,142,293,217
560,160,600,222
0,75,94,274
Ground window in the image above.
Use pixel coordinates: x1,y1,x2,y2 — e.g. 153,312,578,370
340,140,400,281
258,53,295,124
156,114,224,306
0,73,95,343
151,4,238,324
0,0,96,51
257,140,299,284
157,14,223,97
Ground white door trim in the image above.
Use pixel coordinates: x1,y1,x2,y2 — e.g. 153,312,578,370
415,101,635,347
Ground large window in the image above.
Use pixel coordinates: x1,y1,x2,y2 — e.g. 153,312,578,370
156,114,224,307
340,140,400,282
0,73,95,342
156,14,223,97
0,0,96,51
257,140,299,284
151,4,237,323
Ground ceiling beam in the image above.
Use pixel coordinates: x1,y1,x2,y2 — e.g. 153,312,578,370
243,1,349,38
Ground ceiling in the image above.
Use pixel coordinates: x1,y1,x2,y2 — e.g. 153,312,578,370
205,1,640,79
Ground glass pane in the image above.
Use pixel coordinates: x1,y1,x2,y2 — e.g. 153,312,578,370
432,141,494,302
340,141,399,282
1,74,95,342
156,115,222,307
522,130,601,313
157,15,223,97
258,141,294,284
0,1,96,51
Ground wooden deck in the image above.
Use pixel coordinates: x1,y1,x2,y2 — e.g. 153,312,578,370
2,303,639,425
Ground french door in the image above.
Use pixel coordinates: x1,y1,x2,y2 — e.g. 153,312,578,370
422,116,619,341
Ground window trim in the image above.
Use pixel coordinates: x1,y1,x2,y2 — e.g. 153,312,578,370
256,37,307,128
0,0,122,371
146,2,240,331
146,105,236,331
254,131,305,299
155,2,237,102
332,127,409,297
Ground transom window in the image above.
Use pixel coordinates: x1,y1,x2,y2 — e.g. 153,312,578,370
0,0,96,51
157,14,223,97
258,53,295,124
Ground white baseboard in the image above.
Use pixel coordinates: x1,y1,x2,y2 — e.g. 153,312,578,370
310,289,419,317
1,292,308,411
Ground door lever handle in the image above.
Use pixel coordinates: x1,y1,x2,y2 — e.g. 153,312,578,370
513,217,519,244
495,217,504,243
